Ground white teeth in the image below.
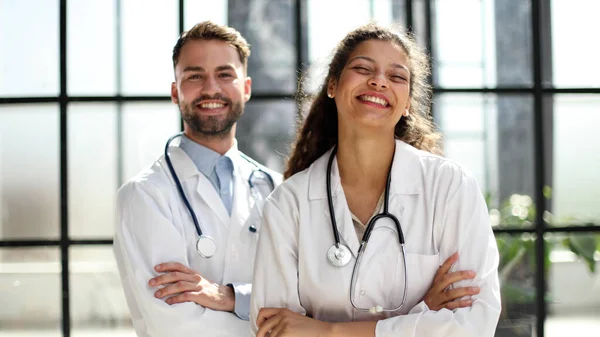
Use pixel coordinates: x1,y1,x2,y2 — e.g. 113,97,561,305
359,95,388,107
199,102,225,109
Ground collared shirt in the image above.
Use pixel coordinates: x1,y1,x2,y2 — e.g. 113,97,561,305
177,135,253,320
179,135,235,216
350,192,385,240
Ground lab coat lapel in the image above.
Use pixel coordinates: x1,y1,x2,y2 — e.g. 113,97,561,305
194,174,230,227
323,193,361,258
321,159,361,258
162,145,230,227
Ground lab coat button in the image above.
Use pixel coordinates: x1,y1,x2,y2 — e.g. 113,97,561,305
360,290,366,296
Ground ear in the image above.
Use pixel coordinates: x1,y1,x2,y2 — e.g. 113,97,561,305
403,100,411,117
243,76,252,102
327,79,336,98
171,82,179,104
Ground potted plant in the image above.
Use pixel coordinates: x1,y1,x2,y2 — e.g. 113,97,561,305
488,191,599,337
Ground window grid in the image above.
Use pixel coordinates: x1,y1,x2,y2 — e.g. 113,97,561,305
0,0,598,336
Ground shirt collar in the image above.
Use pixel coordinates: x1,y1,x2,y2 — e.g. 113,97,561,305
179,134,240,177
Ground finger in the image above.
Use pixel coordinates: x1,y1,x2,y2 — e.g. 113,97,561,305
430,253,459,287
256,307,286,327
165,292,197,305
256,314,284,337
442,286,480,303
439,270,476,290
267,320,287,337
149,271,199,287
155,281,197,298
154,262,194,274
434,253,459,280
443,299,473,311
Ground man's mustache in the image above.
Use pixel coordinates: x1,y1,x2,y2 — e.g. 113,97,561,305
192,94,232,106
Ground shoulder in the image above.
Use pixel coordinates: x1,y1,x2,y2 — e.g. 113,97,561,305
264,149,331,213
395,140,478,195
236,151,284,186
116,157,171,204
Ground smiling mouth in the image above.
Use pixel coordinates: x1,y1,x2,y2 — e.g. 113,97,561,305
196,102,227,109
357,95,390,107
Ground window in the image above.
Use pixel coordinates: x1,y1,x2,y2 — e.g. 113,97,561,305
1,1,598,336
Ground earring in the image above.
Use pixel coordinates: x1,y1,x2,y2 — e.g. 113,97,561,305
327,92,334,98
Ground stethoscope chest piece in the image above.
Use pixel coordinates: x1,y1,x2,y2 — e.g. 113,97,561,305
327,244,352,267
196,235,217,258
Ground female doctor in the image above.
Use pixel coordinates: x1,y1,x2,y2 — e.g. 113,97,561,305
250,23,501,337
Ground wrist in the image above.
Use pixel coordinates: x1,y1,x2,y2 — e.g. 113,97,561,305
223,284,236,312
328,322,341,337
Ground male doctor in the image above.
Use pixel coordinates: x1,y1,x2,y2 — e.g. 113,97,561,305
113,21,281,337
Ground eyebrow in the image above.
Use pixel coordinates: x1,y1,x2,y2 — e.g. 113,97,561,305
182,65,237,73
348,56,410,72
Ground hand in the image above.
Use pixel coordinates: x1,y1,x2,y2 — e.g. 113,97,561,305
422,253,480,311
149,262,235,312
256,308,332,337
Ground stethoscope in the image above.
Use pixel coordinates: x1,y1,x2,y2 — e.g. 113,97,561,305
325,146,408,314
164,133,275,258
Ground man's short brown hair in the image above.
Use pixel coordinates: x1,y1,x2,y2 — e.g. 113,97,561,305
172,21,251,72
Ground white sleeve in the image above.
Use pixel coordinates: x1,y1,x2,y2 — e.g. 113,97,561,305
375,171,501,337
249,196,306,336
113,181,248,337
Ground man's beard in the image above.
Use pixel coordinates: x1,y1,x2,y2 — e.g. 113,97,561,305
180,94,243,137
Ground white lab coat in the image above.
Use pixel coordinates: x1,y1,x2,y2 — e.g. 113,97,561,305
250,140,501,337
114,142,281,337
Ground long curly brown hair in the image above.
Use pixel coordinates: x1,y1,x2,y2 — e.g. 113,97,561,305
284,23,443,179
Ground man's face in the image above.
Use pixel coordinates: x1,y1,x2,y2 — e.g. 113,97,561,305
171,39,251,137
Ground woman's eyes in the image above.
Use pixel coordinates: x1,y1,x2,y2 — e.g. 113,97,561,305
391,75,408,82
352,66,408,82
353,66,372,73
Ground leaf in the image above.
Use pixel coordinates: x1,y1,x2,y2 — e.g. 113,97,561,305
564,236,598,273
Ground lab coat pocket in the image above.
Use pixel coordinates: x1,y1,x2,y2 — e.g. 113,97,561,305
396,252,439,314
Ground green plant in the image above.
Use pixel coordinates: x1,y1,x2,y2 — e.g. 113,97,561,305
486,191,600,319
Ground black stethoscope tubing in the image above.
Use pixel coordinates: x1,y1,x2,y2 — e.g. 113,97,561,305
326,146,405,248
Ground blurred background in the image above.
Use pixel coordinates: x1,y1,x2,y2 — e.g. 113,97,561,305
0,0,598,336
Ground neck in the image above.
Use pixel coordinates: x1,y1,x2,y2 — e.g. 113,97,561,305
336,129,395,190
183,125,236,155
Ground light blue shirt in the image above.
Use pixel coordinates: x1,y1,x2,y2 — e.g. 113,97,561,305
179,135,251,320
179,135,234,215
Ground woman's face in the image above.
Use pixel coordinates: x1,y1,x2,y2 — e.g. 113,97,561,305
329,39,411,134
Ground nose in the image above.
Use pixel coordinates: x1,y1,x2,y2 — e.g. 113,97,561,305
202,75,221,95
368,73,388,90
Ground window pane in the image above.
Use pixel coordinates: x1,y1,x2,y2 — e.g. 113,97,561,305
68,0,117,96
68,103,118,239
0,0,59,97
434,94,535,224
495,233,538,337
237,100,296,173
432,0,532,88
546,233,600,337
120,0,179,95
0,247,60,334
184,0,227,29
0,104,59,239
122,102,180,182
551,95,600,225
306,0,407,93
551,0,600,88
70,246,135,336
228,0,296,94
